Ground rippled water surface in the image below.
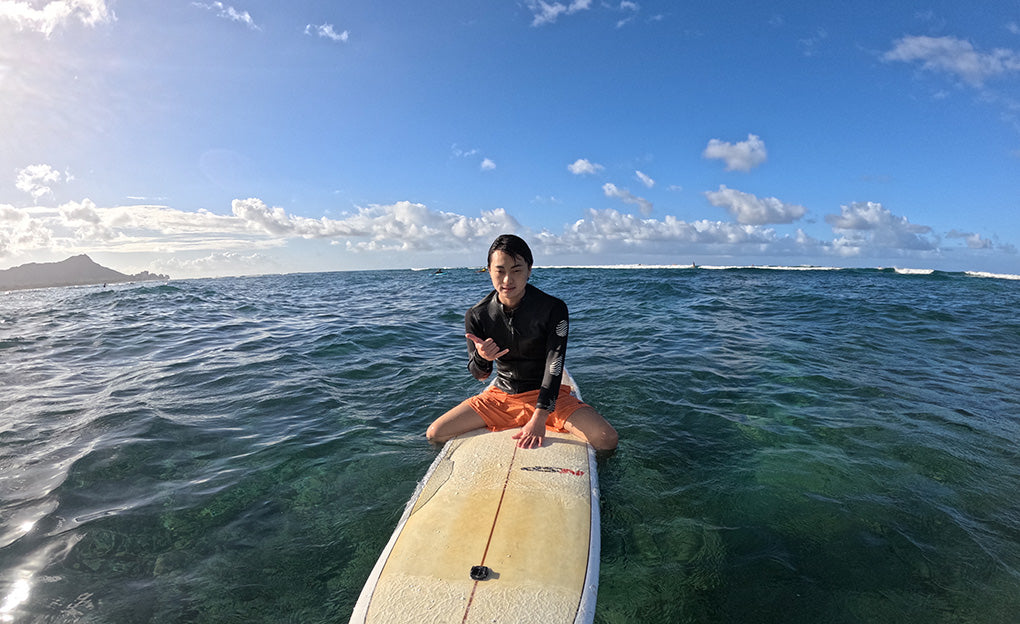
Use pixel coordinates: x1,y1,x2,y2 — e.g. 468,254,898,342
2,268,1019,623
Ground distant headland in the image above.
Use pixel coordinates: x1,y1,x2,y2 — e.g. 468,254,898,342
0,255,170,292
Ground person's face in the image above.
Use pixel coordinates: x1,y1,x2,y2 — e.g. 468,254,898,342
489,250,531,307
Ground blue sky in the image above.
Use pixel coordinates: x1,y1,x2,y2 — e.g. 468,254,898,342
1,0,1019,278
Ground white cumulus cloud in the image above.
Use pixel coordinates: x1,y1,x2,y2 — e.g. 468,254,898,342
0,0,113,36
0,204,52,257
567,158,604,175
340,202,519,251
546,208,785,258
883,35,1020,87
0,197,526,262
0,204,26,224
704,185,806,225
15,164,67,202
58,197,100,223
0,193,995,274
480,158,496,171
231,198,299,236
825,201,935,252
59,197,115,240
703,134,768,172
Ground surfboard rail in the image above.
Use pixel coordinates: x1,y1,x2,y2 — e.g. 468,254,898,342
575,435,600,624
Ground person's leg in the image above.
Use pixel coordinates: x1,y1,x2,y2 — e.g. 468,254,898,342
426,400,487,444
563,406,618,452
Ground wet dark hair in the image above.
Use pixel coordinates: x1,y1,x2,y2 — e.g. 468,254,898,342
487,234,533,269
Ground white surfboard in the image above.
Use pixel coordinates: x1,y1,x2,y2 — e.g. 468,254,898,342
350,376,600,624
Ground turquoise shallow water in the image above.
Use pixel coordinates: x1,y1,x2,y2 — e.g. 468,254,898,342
1,267,1019,623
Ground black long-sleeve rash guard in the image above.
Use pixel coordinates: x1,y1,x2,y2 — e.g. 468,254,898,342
465,283,569,411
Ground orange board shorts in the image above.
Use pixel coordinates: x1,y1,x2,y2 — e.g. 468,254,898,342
465,384,588,433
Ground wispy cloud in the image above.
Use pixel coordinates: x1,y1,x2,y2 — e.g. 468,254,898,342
705,185,806,225
305,22,348,42
452,145,495,171
192,2,259,30
567,158,604,175
615,0,639,28
883,35,1020,87
703,134,768,172
603,182,653,216
526,0,592,27
451,145,479,158
0,0,114,36
799,27,828,57
635,170,654,188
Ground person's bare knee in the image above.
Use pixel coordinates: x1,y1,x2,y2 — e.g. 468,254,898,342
585,420,617,452
426,403,485,444
593,423,618,451
426,418,457,444
425,422,442,443
566,408,618,452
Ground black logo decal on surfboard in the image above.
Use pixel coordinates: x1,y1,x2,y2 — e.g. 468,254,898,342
520,466,585,476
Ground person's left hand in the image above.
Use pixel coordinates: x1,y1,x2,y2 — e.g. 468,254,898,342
512,410,548,449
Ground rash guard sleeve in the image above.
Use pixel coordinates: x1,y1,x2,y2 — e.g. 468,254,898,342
535,299,568,411
465,309,493,381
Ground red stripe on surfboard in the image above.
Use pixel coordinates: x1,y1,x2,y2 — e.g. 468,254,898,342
461,443,519,623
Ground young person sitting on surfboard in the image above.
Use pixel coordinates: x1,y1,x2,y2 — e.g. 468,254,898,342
426,234,618,452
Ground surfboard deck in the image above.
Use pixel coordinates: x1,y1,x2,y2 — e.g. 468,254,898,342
350,385,600,623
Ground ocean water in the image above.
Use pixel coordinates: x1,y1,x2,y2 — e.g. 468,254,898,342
1,267,1019,623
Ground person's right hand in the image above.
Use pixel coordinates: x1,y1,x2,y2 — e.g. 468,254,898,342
466,333,509,361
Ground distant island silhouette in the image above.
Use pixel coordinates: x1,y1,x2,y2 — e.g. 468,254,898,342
0,255,170,292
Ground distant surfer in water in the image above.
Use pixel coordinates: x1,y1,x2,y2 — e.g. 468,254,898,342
427,234,618,451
